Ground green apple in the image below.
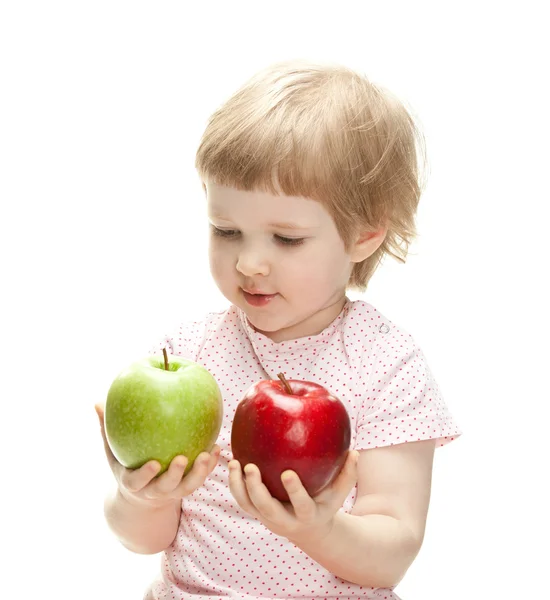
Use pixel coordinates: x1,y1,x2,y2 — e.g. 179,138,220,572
105,349,223,474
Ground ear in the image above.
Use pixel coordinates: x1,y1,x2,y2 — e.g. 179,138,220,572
349,226,388,263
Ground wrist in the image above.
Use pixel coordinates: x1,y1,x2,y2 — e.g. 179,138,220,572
117,487,180,512
287,513,337,548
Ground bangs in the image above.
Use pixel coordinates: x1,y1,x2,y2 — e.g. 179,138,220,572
195,101,332,200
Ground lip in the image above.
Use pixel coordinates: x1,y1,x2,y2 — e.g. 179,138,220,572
243,288,274,295
242,289,278,307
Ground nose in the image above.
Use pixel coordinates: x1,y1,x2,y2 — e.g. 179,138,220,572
236,246,270,277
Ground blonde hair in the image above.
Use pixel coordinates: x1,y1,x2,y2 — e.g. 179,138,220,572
195,60,428,292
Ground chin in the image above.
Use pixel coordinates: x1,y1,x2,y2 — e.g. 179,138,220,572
243,313,281,333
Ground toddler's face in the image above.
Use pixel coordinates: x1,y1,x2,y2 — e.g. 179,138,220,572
205,182,354,342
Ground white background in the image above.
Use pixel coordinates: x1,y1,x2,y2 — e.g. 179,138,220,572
1,2,548,599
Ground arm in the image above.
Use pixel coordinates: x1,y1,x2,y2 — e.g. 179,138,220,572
104,489,181,555
292,439,435,588
96,403,220,555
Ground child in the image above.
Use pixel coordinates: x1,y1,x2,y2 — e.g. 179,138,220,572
96,59,461,600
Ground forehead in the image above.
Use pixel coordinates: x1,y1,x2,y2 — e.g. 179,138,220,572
205,182,327,227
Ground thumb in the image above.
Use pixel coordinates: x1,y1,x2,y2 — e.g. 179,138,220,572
95,404,108,445
95,403,118,469
330,450,359,506
95,403,105,424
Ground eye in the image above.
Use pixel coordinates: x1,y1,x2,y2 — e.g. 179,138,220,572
210,226,305,247
275,235,305,247
210,226,239,238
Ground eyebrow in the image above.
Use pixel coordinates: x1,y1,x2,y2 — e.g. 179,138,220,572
209,216,316,230
268,221,313,230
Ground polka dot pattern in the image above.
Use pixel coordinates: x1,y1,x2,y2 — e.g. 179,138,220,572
145,299,461,600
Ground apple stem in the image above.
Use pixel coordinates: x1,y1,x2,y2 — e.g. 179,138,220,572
277,372,293,394
162,347,169,371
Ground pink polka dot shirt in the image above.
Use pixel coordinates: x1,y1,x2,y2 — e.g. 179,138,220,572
144,298,461,600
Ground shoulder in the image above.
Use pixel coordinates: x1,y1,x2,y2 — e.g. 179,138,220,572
344,301,462,448
340,299,420,369
345,300,433,400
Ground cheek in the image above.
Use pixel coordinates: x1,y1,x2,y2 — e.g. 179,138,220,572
208,244,232,280
287,248,350,289
279,251,334,288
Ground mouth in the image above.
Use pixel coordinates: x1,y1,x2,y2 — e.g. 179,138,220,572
242,289,278,307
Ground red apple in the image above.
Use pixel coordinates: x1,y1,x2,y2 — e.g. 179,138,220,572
231,373,351,502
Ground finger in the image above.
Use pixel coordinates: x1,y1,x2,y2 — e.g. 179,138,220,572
243,464,288,523
173,450,218,497
150,455,189,495
228,460,260,518
280,470,317,522
121,460,162,493
206,445,221,475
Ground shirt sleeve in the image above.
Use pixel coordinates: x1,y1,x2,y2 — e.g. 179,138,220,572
355,332,462,449
148,316,209,363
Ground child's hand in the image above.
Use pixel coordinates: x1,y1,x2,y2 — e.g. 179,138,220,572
228,450,359,545
95,404,220,508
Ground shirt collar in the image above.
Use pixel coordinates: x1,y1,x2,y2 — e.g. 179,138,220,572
236,297,351,360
